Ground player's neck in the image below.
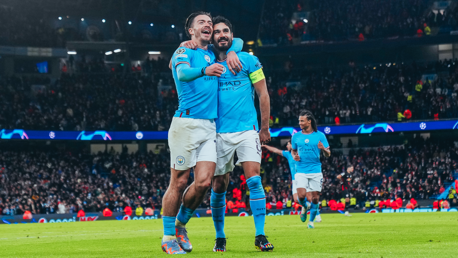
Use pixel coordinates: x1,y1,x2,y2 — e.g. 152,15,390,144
217,51,227,62
193,38,209,50
302,128,313,134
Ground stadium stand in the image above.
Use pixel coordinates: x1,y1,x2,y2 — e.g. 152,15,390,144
3,59,458,131
1,136,457,215
259,0,458,45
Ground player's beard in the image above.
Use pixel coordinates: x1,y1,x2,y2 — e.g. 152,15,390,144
215,37,232,52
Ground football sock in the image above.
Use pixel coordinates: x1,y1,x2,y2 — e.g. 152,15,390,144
176,205,194,227
247,176,266,236
309,203,318,222
211,189,227,239
298,198,310,208
316,209,320,216
162,216,176,239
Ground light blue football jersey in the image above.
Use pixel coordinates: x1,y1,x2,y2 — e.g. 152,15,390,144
291,131,329,174
215,52,263,133
171,47,217,119
282,151,297,180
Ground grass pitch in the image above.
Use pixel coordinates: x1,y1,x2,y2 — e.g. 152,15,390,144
0,213,457,257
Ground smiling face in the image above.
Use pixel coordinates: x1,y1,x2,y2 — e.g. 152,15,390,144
212,22,233,52
188,14,213,43
298,115,311,131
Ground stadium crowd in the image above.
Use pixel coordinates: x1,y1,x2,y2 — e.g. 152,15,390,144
3,58,458,132
260,0,458,45
1,136,457,216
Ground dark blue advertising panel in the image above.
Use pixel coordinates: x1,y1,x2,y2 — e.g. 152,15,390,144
1,120,457,141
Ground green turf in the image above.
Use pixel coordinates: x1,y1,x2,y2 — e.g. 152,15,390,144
0,212,457,257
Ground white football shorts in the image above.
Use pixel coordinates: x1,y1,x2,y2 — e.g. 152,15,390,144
292,180,298,195
295,173,323,192
215,130,262,176
168,117,217,170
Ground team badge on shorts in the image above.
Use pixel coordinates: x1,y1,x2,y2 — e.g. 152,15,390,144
176,156,186,166
176,48,186,54
204,55,211,63
305,139,309,143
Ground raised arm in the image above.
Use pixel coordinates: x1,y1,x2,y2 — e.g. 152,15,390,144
262,145,283,156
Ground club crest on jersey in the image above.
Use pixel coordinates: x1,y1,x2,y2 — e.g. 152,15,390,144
222,66,227,74
204,55,211,63
305,139,309,144
176,156,185,166
176,48,186,54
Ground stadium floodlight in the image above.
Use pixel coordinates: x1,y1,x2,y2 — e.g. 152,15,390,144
303,19,308,23
114,49,122,53
171,25,175,28
102,19,106,23
58,17,62,20
81,18,84,21
105,51,113,55
67,51,77,55
249,51,254,55
148,51,161,55
150,23,154,27
128,21,132,25
247,41,255,45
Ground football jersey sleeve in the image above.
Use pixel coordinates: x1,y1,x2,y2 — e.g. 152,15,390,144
247,55,264,84
172,47,193,68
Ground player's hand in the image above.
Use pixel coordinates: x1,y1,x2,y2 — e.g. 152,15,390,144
259,128,271,144
179,40,198,50
227,51,242,75
205,63,225,77
293,153,300,161
318,141,325,150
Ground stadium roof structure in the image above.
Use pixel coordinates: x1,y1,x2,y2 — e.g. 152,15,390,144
3,0,263,42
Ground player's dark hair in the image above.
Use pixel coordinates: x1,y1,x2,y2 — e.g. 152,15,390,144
185,11,212,38
212,16,233,33
299,110,318,132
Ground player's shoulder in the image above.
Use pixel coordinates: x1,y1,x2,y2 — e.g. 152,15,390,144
238,52,258,62
173,47,194,56
237,51,252,58
315,131,327,138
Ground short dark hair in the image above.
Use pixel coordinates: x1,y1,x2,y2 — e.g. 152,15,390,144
212,16,233,33
185,11,212,38
299,110,318,132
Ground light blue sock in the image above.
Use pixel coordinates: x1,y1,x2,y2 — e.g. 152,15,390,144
211,189,226,239
316,209,320,216
247,176,266,236
176,205,194,225
163,216,176,236
309,203,318,222
298,198,310,208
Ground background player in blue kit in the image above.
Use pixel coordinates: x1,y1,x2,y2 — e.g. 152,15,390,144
262,141,300,203
291,110,331,229
263,140,323,223
163,11,244,254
